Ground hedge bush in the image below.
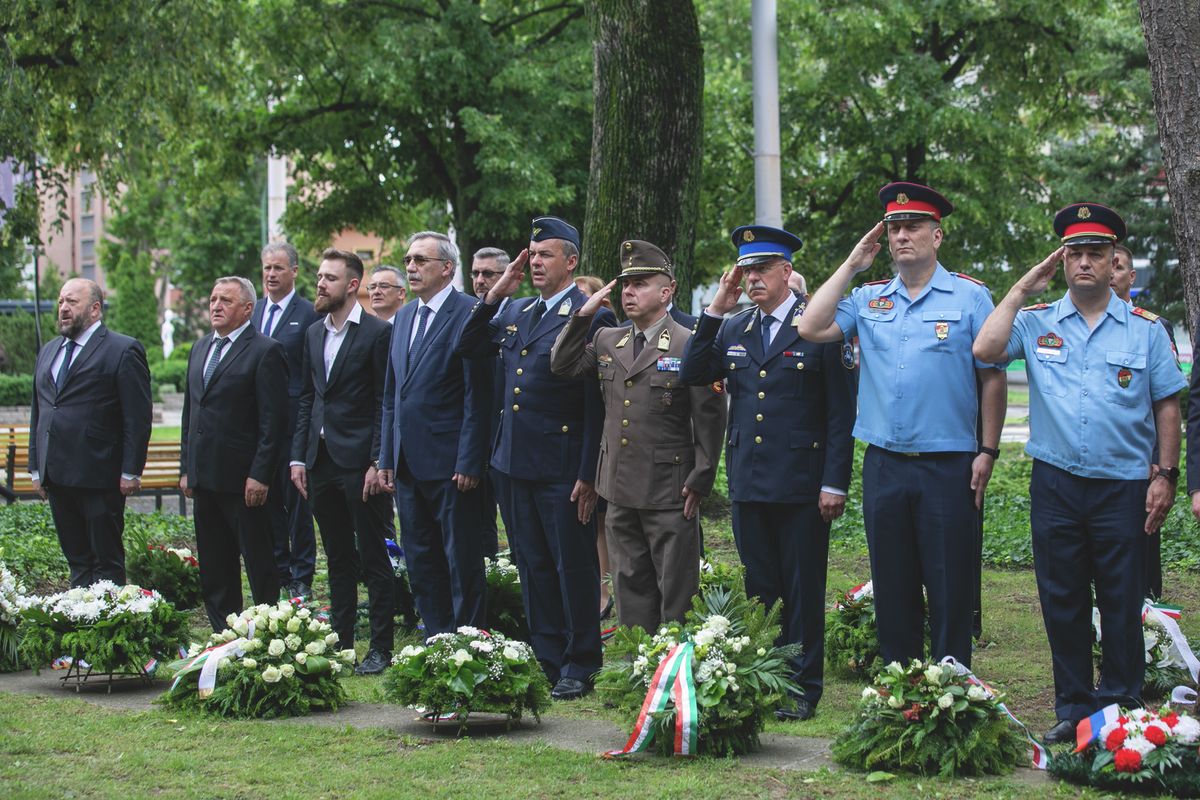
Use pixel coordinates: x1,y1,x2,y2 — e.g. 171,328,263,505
0,374,33,406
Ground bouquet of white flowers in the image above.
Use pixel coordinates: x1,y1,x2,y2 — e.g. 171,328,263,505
0,556,27,671
19,581,188,675
162,600,356,718
484,552,528,640
383,626,549,728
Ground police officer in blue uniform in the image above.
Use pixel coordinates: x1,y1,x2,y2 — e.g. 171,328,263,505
974,202,1185,743
797,183,1007,670
680,225,856,721
455,216,616,700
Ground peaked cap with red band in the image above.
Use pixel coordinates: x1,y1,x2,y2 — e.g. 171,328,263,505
878,182,954,222
1053,203,1126,246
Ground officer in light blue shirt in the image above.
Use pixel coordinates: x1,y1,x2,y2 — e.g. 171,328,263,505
973,202,1184,744
797,182,1007,671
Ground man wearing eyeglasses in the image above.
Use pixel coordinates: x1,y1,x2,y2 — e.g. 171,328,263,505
456,217,616,700
367,266,407,325
471,247,513,559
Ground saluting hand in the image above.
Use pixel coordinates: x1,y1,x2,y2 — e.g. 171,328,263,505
579,279,617,317
1015,247,1065,298
844,222,885,273
486,249,529,303
705,266,744,316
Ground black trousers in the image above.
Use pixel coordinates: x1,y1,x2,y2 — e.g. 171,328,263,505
309,441,396,655
1031,460,1146,722
394,450,487,638
863,446,977,668
193,487,280,632
731,500,829,706
46,483,127,587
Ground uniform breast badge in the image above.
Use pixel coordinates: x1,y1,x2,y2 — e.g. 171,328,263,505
867,297,894,311
1036,333,1063,348
657,329,671,351
935,321,949,340
661,391,673,407
1117,368,1132,388
841,342,855,370
656,357,682,371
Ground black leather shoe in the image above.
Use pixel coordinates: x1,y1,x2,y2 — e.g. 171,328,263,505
291,581,312,599
775,698,815,721
354,649,391,676
1044,719,1077,744
551,677,592,700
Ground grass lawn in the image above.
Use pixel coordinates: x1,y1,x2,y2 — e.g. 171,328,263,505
151,425,181,442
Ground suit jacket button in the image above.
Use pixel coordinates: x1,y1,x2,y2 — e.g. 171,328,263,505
797,362,805,370
758,369,767,378
621,419,629,427
521,349,528,356
623,399,631,407
756,413,763,422
673,455,681,463
624,380,633,388
729,362,736,369
620,437,628,446
513,387,521,395
512,404,520,412
516,368,523,375
561,425,569,433
757,391,765,399
754,435,762,444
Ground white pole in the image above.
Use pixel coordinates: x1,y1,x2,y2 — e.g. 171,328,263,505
267,154,287,242
751,0,782,228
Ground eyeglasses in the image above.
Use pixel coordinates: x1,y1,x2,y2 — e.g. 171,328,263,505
366,282,403,292
402,255,444,266
471,270,502,280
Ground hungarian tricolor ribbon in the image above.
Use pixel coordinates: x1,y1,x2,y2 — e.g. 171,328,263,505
939,657,1047,769
605,641,698,758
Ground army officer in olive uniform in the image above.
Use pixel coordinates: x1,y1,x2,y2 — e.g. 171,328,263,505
551,240,726,634
681,225,856,722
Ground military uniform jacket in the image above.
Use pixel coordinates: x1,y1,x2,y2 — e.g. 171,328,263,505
680,301,856,504
550,313,727,509
455,286,616,484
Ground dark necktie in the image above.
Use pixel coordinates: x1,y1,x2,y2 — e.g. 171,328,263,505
262,303,281,336
760,315,775,351
55,340,77,390
203,336,228,389
408,306,431,368
530,299,546,325
633,332,646,358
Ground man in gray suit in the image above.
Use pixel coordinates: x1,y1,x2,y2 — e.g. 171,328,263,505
29,278,153,587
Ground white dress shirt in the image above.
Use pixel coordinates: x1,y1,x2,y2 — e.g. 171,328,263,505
409,283,455,347
260,288,295,337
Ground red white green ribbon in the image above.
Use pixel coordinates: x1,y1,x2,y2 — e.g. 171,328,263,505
606,641,698,758
939,657,1047,769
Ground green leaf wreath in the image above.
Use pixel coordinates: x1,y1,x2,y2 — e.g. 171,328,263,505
19,581,189,674
596,584,801,757
126,544,202,611
161,600,356,718
382,626,550,726
0,556,27,672
484,552,529,641
833,659,1026,777
824,581,882,678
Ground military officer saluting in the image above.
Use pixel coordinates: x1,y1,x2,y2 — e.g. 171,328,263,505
550,240,726,634
681,225,856,721
796,183,1006,671
455,216,616,700
974,203,1185,744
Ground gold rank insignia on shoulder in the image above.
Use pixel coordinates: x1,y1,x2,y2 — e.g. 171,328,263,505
1021,302,1050,312
743,230,755,243
558,299,571,316
657,329,671,351
744,317,754,333
896,192,909,204
616,332,631,348
1077,207,1091,219
1132,306,1160,323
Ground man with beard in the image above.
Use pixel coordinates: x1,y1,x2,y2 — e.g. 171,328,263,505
181,277,288,631
29,278,152,586
291,249,396,674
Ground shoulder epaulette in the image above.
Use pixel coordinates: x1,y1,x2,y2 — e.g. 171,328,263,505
863,278,890,286
1131,306,1161,323
954,272,986,286
1020,303,1050,312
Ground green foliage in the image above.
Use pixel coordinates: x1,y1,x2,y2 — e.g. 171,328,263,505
596,583,801,757
126,545,201,612
101,246,160,355
699,558,744,595
382,628,551,726
824,588,882,679
0,309,57,374
150,359,189,393
833,659,1026,777
0,373,32,405
485,552,528,641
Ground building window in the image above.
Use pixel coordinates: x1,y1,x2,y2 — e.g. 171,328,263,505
82,263,95,281
81,187,94,214
81,215,95,236
81,239,95,261
355,249,375,263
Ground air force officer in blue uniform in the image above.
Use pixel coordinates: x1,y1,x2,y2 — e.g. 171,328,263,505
974,203,1185,743
456,217,616,700
681,226,856,721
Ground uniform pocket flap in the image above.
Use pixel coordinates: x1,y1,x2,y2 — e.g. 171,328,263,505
859,309,897,322
921,310,963,322
650,373,680,388
1034,347,1069,363
789,431,824,449
654,447,690,465
1105,350,1146,369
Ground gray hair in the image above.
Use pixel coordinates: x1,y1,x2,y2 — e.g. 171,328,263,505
408,231,460,269
473,247,510,268
372,264,408,289
559,239,579,261
261,241,299,269
214,276,256,305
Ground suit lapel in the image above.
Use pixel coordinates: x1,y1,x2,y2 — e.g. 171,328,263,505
271,297,300,339
57,325,108,395
395,303,416,388
190,333,212,397
763,298,802,362
408,290,457,374
522,286,579,347
324,317,360,389
743,311,765,365
310,323,328,392
203,328,254,396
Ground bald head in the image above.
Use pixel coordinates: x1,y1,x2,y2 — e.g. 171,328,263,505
57,278,103,338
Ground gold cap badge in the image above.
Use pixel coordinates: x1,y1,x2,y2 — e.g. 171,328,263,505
743,230,755,243
896,192,909,204
1077,207,1091,220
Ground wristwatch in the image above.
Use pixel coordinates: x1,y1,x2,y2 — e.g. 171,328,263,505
979,446,1000,459
1153,465,1180,483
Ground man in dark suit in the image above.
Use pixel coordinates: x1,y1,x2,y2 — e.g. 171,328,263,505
681,225,857,722
182,277,288,631
29,278,152,587
469,246,512,558
252,242,320,598
378,232,491,641
291,249,396,675
457,217,616,700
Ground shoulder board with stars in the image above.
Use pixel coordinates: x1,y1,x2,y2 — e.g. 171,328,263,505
954,272,986,286
1020,303,1050,312
863,278,890,286
1131,306,1161,323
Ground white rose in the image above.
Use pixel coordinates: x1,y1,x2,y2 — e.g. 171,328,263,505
887,695,904,708
862,687,879,700
225,613,240,628
296,607,311,620
331,661,343,673
305,639,326,655
232,619,249,637
242,638,260,652
295,652,307,665
400,645,426,659
325,633,340,647
924,665,943,684
967,686,987,702
756,647,766,657
268,619,279,633
502,645,521,661
938,693,953,710
268,610,283,622
724,661,736,673
286,617,301,633
339,649,357,664
242,658,257,669
284,634,302,651
450,649,473,667
280,664,295,679
262,666,282,683
217,656,231,669
308,620,322,633
268,639,286,657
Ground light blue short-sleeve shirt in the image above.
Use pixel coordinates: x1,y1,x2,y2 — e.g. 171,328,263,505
834,264,1000,452
1005,291,1186,480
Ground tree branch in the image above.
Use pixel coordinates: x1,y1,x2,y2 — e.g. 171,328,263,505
490,2,582,35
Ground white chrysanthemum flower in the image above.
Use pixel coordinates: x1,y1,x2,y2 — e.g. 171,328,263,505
469,640,494,653
924,665,943,684
1173,716,1200,744
502,645,521,661
703,615,730,637
1125,736,1157,755
400,645,425,659
456,626,483,637
862,687,879,700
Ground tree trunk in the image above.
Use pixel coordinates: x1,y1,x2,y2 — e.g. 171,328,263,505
1138,0,1200,333
584,0,704,305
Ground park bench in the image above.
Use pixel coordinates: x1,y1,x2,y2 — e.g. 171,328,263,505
0,426,187,514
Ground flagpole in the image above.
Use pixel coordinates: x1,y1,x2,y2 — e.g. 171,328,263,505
31,160,42,351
